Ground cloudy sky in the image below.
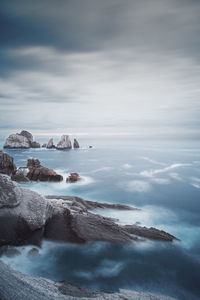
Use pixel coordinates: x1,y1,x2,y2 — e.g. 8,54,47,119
0,0,200,138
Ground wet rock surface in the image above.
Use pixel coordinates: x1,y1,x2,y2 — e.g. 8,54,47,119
0,261,176,300
0,150,16,175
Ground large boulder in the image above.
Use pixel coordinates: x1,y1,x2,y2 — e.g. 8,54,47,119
3,130,40,149
73,138,80,148
0,150,16,175
57,135,72,150
47,138,55,149
11,167,30,182
27,158,63,182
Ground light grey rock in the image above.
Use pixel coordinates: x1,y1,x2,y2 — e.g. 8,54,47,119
47,138,55,149
73,138,80,148
0,261,176,300
56,135,72,150
4,133,31,149
0,150,16,175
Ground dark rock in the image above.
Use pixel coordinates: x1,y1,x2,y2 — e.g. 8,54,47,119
27,247,39,257
42,143,47,148
0,246,21,258
20,130,33,143
89,145,92,148
31,141,40,148
66,173,82,183
0,150,16,175
27,158,63,182
56,135,72,150
73,138,79,148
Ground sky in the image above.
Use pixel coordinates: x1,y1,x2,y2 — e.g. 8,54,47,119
0,0,200,138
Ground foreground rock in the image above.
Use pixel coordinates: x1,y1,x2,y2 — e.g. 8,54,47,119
0,261,176,300
56,135,72,150
27,158,63,182
73,138,80,148
66,172,82,182
0,174,178,247
4,130,40,149
0,150,16,175
11,167,30,182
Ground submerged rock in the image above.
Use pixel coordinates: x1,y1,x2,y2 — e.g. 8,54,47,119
47,138,55,149
73,138,80,148
0,246,20,258
56,135,72,150
66,173,82,183
27,158,63,182
0,150,16,175
27,247,39,257
3,130,40,149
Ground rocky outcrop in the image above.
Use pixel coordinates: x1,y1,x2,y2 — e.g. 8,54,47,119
3,130,40,149
0,150,16,175
0,174,178,247
27,158,63,182
66,173,82,183
0,261,176,300
56,135,72,150
73,138,80,148
42,143,47,148
47,138,55,149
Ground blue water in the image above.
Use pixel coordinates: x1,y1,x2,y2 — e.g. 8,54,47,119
1,136,200,300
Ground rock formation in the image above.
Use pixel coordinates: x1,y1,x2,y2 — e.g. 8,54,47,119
26,158,63,182
0,261,175,300
47,138,55,149
66,173,82,182
0,150,16,175
0,174,178,247
73,138,80,148
3,130,40,149
42,143,47,148
56,135,72,150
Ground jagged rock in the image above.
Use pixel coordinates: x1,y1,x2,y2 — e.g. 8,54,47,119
66,173,82,183
0,150,16,175
31,141,40,148
42,143,47,148
0,174,178,247
0,261,176,300
27,158,63,182
11,167,30,182
47,138,55,149
89,145,92,148
57,135,72,150
3,130,40,149
73,138,80,148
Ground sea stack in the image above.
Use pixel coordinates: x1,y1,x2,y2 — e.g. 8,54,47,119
56,135,72,150
73,138,80,148
3,130,40,149
46,138,55,149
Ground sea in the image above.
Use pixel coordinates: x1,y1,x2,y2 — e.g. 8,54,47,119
0,135,200,300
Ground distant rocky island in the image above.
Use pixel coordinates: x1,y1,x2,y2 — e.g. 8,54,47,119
3,130,80,150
